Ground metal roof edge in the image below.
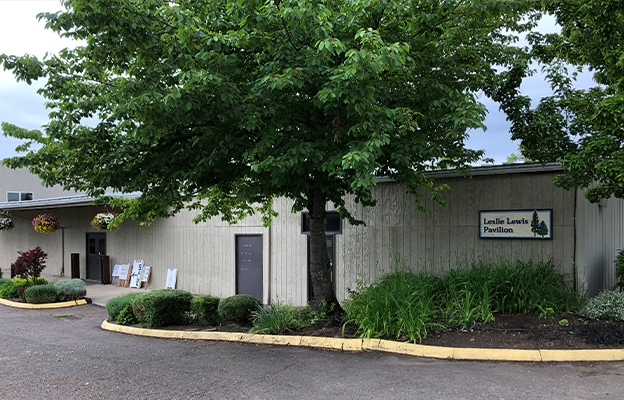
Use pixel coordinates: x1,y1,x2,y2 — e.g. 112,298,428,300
0,192,141,211
377,162,563,183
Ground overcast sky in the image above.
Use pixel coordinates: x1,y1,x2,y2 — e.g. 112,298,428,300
0,1,593,163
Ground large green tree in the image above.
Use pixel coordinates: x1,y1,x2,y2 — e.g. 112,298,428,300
2,0,536,305
498,1,624,203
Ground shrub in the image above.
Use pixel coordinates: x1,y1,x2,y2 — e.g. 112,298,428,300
251,302,312,334
116,304,139,325
0,278,9,287
133,289,193,328
218,294,261,324
191,295,221,325
53,279,87,301
0,277,48,299
24,284,58,304
580,290,624,321
105,293,144,321
615,249,624,291
11,247,47,282
343,270,444,343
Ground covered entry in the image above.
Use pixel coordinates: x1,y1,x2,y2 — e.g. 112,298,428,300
235,235,263,301
86,232,106,281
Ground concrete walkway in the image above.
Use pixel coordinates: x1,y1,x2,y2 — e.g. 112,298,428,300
84,281,151,307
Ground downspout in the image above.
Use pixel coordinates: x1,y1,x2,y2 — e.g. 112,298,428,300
60,227,65,277
573,188,577,292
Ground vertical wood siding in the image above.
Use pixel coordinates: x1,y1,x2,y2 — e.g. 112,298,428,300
0,171,579,306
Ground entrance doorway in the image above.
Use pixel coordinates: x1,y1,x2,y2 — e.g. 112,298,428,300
235,235,263,301
86,233,106,281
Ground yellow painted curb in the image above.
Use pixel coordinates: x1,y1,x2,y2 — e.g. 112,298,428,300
0,298,87,309
100,319,624,362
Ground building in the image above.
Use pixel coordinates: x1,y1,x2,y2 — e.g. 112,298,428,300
0,163,622,305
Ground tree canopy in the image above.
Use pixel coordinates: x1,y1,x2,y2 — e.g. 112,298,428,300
2,0,538,304
499,1,624,203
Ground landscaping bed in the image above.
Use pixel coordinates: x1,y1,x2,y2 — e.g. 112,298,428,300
103,259,624,351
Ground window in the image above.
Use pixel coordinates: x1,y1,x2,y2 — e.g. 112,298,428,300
6,192,33,202
301,211,342,234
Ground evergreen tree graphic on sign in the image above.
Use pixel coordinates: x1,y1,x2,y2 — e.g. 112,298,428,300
531,210,540,237
537,220,549,238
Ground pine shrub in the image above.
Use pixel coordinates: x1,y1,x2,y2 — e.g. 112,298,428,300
24,284,58,304
105,293,144,321
218,294,261,324
133,289,193,328
191,295,220,325
53,279,87,301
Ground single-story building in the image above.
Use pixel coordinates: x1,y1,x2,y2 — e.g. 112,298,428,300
0,162,622,305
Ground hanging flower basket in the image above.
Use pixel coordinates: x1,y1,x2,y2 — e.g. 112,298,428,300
32,213,60,234
91,212,119,231
0,217,13,232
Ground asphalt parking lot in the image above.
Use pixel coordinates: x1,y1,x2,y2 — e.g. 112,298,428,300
1,304,624,399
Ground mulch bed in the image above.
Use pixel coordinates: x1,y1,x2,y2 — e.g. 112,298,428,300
151,312,624,350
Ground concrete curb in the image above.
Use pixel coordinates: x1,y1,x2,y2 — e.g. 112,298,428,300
100,319,624,362
0,298,88,309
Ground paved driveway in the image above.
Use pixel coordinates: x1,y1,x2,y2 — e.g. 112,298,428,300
1,304,623,399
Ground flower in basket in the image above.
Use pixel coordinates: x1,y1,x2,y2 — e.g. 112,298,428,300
91,212,118,231
32,213,59,234
0,217,13,232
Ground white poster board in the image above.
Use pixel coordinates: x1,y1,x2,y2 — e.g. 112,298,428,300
166,268,177,289
129,260,144,288
112,264,122,277
140,266,151,282
118,264,130,280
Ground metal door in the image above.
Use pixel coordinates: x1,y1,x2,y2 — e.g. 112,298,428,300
236,235,263,301
86,233,106,281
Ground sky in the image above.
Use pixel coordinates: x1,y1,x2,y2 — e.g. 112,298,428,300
0,1,594,163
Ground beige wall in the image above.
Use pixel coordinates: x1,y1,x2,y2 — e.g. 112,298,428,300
0,165,83,201
576,193,624,296
0,169,579,306
335,172,576,300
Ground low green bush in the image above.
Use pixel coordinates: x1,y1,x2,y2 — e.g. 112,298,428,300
0,278,10,287
24,284,58,304
105,293,144,321
191,295,220,325
0,277,48,299
133,289,193,328
116,304,140,325
580,290,624,321
53,279,87,301
218,294,261,324
251,302,312,334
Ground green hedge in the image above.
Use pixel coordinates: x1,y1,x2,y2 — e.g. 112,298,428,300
105,293,144,321
0,277,48,299
133,289,193,328
191,295,220,325
24,284,58,304
53,279,86,301
218,294,261,324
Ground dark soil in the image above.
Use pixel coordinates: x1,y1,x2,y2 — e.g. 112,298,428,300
155,312,624,350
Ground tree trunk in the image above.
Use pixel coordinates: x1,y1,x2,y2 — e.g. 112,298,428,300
307,184,338,309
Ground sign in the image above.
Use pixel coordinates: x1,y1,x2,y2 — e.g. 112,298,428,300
117,264,130,280
112,264,122,277
480,210,552,239
166,268,177,289
129,260,144,288
140,266,151,282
